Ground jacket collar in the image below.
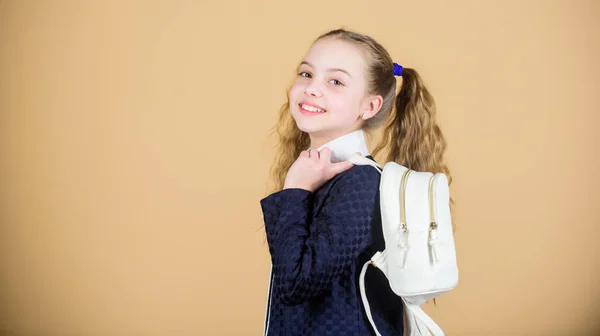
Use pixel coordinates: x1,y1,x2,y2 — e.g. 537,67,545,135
312,129,370,163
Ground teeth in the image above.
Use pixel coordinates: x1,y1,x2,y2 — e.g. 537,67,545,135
301,104,325,113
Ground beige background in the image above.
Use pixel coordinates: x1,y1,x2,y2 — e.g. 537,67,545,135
1,1,599,335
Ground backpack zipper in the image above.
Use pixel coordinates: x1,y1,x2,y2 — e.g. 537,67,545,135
398,169,412,268
428,173,440,265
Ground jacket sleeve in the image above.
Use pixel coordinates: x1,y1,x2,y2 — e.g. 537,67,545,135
260,165,379,306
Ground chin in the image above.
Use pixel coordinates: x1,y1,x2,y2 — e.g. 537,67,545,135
294,119,321,134
291,107,329,134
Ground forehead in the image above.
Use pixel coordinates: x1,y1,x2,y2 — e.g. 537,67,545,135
302,38,367,75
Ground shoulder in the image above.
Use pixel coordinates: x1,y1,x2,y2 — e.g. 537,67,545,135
341,163,380,182
321,161,380,216
328,161,381,195
338,156,381,182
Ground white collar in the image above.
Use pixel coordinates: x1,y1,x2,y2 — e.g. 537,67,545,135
312,129,370,163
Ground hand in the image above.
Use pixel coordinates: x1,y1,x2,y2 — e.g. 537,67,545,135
283,147,356,192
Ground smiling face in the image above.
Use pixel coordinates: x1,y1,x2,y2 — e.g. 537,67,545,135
288,37,382,148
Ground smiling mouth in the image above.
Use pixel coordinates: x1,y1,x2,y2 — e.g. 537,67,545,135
299,103,326,114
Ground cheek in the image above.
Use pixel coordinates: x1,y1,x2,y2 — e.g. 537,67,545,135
329,93,360,118
289,83,303,100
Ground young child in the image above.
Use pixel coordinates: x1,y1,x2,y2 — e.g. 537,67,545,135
260,28,451,335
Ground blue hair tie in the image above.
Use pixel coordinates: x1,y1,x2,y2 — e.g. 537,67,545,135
393,63,403,76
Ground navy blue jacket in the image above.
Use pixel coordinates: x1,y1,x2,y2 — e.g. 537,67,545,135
261,158,405,335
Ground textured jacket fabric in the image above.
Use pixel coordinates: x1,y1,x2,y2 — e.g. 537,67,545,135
261,157,405,335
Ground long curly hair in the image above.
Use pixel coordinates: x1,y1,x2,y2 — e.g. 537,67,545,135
268,28,452,199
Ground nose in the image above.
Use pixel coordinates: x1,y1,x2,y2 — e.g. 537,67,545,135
304,82,323,98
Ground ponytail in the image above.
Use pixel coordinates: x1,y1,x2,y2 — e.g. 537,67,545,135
372,68,451,184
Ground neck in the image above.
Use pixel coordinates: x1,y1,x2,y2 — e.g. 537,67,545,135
309,135,331,150
309,126,361,150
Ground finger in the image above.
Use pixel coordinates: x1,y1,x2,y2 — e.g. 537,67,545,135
310,148,320,161
329,160,355,176
318,147,332,162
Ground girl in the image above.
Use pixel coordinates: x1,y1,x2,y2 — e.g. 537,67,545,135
260,28,451,335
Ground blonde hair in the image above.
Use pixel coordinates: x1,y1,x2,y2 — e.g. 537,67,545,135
268,28,452,197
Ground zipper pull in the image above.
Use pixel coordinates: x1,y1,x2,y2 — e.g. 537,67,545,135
397,223,409,268
429,222,440,265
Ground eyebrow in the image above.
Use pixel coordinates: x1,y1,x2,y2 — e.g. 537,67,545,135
300,61,352,79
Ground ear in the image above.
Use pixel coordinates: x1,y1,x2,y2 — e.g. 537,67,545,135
360,94,383,120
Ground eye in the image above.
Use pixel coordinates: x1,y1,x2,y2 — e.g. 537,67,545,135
329,79,344,86
298,71,311,78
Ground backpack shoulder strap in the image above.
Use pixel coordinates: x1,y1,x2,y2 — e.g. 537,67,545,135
352,153,385,335
403,300,445,336
359,251,388,336
347,154,383,173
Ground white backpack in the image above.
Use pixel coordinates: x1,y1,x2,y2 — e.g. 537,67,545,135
348,154,459,336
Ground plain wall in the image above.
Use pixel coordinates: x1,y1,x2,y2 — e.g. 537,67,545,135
1,1,599,335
